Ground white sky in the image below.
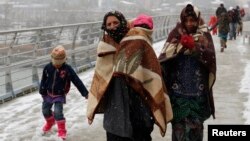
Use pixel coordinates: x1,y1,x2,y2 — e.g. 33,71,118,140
0,36,249,141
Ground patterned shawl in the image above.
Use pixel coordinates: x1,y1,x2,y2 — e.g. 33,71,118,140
158,22,216,119
87,34,119,121
113,27,173,136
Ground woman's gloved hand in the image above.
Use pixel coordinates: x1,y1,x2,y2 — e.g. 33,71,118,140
180,35,195,49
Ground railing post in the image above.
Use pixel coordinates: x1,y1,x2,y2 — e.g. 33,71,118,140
56,27,63,45
5,32,17,97
32,30,42,86
160,15,168,39
166,16,170,35
86,24,93,46
86,49,92,67
71,26,80,71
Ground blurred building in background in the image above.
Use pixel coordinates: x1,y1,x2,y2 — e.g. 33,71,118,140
0,0,248,30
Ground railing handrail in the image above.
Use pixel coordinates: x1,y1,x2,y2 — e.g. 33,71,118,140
0,14,211,104
0,21,103,34
0,14,184,34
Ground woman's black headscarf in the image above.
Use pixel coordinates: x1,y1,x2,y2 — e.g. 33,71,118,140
101,11,129,43
180,4,201,34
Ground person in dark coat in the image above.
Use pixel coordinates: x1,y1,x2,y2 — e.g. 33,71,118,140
39,45,88,140
218,12,230,52
228,7,240,40
236,6,244,36
216,3,227,18
87,10,132,141
87,11,129,125
158,4,216,141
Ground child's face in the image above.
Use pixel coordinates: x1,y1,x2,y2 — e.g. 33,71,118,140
184,16,198,33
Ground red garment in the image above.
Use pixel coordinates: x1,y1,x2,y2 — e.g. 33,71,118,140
180,35,195,49
208,16,218,35
240,8,245,17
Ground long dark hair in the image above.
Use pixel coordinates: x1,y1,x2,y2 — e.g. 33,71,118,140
101,11,129,43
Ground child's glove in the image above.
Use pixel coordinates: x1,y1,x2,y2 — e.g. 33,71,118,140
180,35,195,49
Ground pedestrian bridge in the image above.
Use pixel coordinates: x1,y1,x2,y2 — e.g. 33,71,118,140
0,17,250,141
0,26,249,141
0,14,180,103
0,14,249,103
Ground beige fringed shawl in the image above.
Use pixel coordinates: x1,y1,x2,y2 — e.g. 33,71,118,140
87,35,119,121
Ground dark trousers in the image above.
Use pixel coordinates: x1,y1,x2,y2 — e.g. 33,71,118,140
172,118,204,141
107,130,152,141
42,101,64,120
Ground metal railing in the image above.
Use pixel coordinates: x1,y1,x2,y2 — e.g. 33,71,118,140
0,14,212,103
0,21,104,103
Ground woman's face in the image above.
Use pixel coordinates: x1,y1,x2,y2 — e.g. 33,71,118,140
184,16,198,33
106,16,120,30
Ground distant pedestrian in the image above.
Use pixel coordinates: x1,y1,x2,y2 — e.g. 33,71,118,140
237,6,245,36
208,15,218,35
228,7,239,40
39,45,88,140
216,3,227,18
210,8,230,52
159,4,216,141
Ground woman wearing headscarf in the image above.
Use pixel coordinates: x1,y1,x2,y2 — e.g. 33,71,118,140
88,12,173,141
106,14,173,140
87,10,154,141
87,10,129,129
158,4,216,141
